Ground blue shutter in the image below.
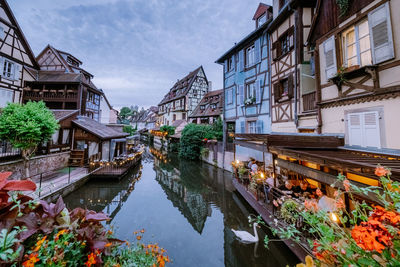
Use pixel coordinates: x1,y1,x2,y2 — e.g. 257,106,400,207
224,59,228,73
240,121,245,134
255,79,262,104
238,50,244,72
239,85,244,106
256,120,264,134
254,38,261,63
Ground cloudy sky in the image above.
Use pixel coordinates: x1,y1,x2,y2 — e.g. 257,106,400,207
9,0,272,109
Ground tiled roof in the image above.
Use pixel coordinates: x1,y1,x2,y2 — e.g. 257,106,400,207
253,3,271,20
51,110,79,121
158,66,203,105
189,89,223,118
37,71,82,83
72,116,129,140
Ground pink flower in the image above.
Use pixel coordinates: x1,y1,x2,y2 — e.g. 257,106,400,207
316,188,323,197
343,179,351,192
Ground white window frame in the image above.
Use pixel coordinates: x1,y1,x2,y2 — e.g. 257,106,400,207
258,14,267,27
342,20,372,68
246,82,256,99
3,59,14,80
246,45,255,67
248,121,257,134
226,88,233,105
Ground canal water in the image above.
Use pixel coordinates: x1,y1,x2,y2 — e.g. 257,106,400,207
64,147,299,267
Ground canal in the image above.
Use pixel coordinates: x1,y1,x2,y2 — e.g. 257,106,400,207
64,147,299,267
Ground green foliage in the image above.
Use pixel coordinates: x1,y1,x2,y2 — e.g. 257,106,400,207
123,125,136,136
0,228,23,263
336,0,350,17
160,125,175,137
0,101,59,151
119,107,134,124
104,245,160,267
200,147,209,158
211,117,223,141
279,199,300,224
179,124,212,160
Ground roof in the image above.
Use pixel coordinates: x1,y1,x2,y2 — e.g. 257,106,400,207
72,116,129,140
171,119,187,128
158,66,206,105
36,71,82,83
51,110,79,121
189,89,223,118
216,21,269,63
0,0,39,69
253,3,271,20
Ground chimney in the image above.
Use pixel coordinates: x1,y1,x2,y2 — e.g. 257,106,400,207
208,81,212,91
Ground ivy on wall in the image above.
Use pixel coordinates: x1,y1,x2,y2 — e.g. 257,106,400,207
336,0,350,17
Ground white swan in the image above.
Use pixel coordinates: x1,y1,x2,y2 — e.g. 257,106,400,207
231,222,259,243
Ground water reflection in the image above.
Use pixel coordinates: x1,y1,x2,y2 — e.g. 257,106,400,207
65,147,299,267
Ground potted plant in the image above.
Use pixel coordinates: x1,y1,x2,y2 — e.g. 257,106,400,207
244,97,256,106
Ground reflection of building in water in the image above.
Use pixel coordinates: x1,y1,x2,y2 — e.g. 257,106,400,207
155,161,211,234
65,165,143,223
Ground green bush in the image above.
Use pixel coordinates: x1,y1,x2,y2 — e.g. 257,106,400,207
160,125,175,137
179,124,214,160
123,125,136,136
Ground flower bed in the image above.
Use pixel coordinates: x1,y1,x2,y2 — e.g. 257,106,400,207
0,172,170,267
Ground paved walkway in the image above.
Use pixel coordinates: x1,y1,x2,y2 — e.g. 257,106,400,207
26,167,89,199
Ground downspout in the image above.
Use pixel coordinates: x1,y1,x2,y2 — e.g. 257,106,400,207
222,63,226,170
293,6,299,127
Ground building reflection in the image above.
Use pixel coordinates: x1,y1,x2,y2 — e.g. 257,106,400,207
65,164,143,224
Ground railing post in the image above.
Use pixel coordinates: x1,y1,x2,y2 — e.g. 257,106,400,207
39,173,43,197
68,166,71,184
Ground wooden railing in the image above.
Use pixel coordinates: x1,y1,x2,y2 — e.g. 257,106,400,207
24,91,78,101
302,91,317,112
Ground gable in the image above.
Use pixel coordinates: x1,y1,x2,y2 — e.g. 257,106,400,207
37,46,67,72
0,0,37,68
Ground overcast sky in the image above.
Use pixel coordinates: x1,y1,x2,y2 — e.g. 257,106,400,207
9,0,272,109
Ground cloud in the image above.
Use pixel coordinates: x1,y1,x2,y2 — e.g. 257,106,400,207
9,0,272,108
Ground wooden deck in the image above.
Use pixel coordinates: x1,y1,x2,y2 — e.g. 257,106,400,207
90,153,142,179
232,178,311,261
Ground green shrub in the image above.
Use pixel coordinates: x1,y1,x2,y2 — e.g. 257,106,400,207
160,125,175,137
179,124,212,160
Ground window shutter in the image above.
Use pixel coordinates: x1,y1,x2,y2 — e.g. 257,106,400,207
254,38,261,63
238,50,244,72
347,113,363,147
256,120,264,134
255,79,262,104
273,83,280,102
288,74,294,98
363,111,381,148
224,59,228,73
323,36,337,79
239,85,245,106
272,42,277,60
240,121,245,134
13,64,20,81
368,3,394,64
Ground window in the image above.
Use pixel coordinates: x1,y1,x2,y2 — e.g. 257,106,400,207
211,104,216,109
347,111,381,148
228,56,234,71
3,60,14,79
342,20,372,68
272,28,294,59
173,114,176,121
246,82,256,99
246,44,255,67
226,88,233,105
200,105,205,110
258,14,267,27
0,88,13,108
248,121,257,134
182,113,186,120
273,75,293,102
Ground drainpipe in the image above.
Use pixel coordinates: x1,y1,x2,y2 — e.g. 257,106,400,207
294,6,299,127
222,64,226,170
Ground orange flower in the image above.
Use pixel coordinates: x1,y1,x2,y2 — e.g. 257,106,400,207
343,179,351,192
140,229,145,233
335,198,345,210
34,236,47,252
107,230,113,235
22,253,40,267
304,199,319,212
105,242,112,247
351,220,392,253
85,253,96,267
136,235,142,240
375,166,390,177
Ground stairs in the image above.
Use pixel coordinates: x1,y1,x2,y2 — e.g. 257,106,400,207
69,150,85,167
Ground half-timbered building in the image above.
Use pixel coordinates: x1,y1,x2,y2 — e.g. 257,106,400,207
158,66,209,126
189,89,223,124
216,3,273,161
23,45,103,121
269,0,317,133
0,0,40,159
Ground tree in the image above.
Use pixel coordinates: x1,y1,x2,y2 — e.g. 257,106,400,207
179,124,214,160
119,107,133,124
123,125,136,136
0,101,59,179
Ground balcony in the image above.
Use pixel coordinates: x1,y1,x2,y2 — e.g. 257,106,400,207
24,91,78,102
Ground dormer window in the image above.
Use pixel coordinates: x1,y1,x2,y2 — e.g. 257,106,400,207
257,14,267,27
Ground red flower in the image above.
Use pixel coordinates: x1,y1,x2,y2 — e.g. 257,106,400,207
343,179,351,192
351,220,392,253
375,166,390,177
316,188,323,197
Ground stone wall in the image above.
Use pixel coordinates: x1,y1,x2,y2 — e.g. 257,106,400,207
0,152,70,180
201,143,234,172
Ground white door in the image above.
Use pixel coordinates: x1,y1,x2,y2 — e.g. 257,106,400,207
347,111,381,148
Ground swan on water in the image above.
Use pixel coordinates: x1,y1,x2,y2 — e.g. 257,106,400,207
231,222,259,243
